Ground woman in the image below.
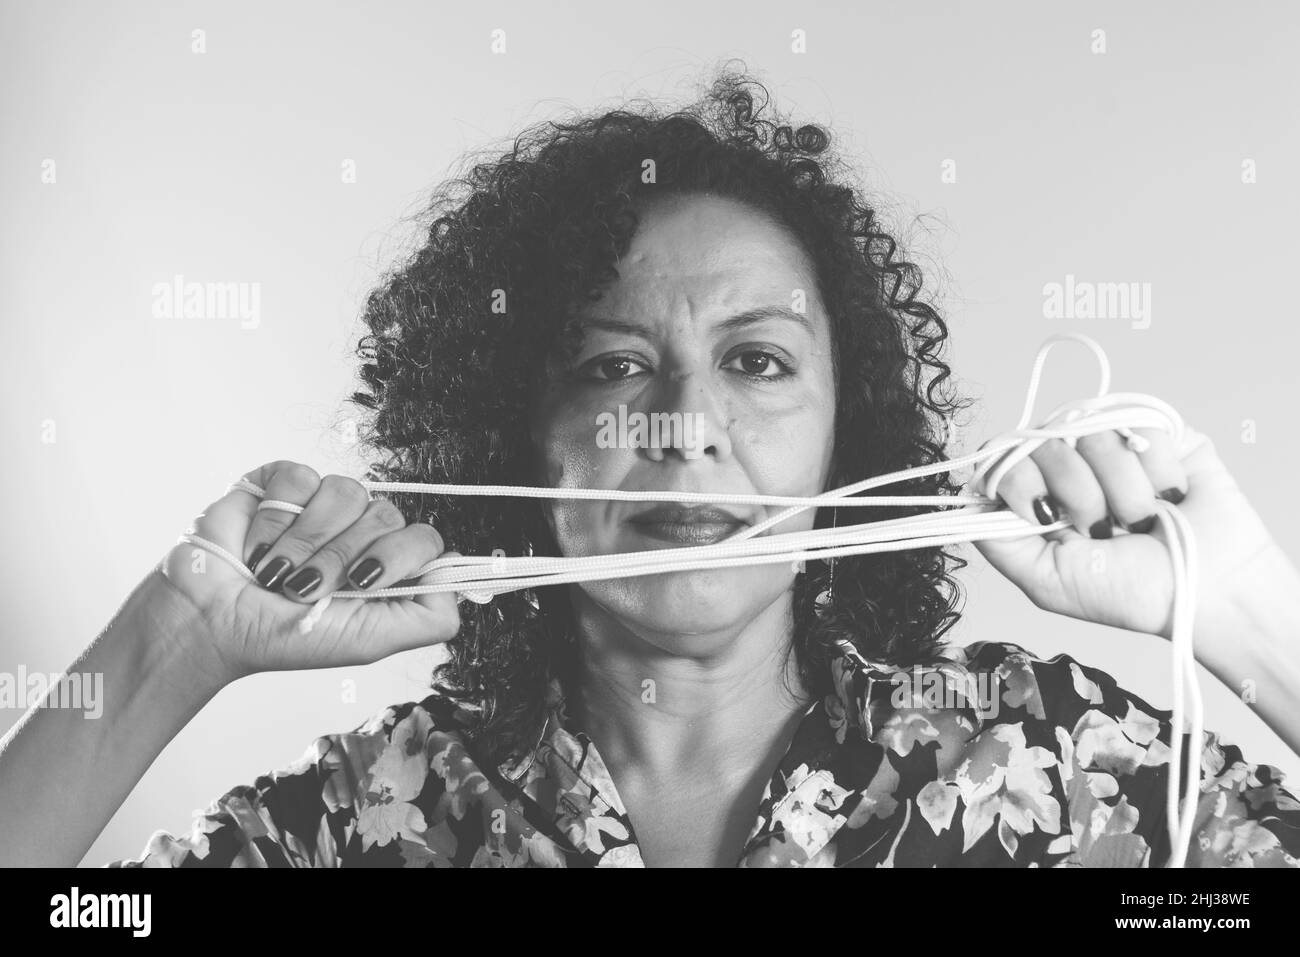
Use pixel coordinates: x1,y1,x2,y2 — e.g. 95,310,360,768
2,69,1297,868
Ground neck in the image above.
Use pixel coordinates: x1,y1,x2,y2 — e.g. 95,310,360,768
565,588,814,787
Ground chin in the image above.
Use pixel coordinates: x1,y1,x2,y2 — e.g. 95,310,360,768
581,565,793,644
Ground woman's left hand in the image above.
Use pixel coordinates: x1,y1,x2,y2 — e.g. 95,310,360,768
971,425,1283,650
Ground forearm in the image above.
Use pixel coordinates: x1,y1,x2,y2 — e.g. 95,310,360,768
0,569,228,867
1194,541,1300,758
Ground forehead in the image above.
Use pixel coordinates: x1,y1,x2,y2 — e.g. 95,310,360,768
590,192,821,314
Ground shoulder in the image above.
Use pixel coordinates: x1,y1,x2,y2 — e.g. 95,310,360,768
325,688,484,800
939,639,1300,866
941,638,1180,781
348,687,480,740
107,688,482,868
940,638,1164,732
919,638,1173,814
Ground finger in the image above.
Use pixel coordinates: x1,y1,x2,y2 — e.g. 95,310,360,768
277,496,409,603
254,474,370,593
344,548,465,657
1028,437,1114,540
1075,430,1159,534
177,483,268,584
188,478,269,564
1130,427,1188,504
343,526,463,647
243,462,321,572
986,452,1078,545
411,548,466,637
340,522,446,600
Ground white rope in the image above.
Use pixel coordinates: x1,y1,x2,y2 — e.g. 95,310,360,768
175,331,1203,867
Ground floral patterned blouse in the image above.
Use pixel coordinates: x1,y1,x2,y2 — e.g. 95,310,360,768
105,639,1300,867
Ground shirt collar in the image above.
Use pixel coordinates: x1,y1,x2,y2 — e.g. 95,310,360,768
827,637,987,740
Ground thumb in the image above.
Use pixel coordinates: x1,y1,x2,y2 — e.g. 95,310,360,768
1177,425,1239,497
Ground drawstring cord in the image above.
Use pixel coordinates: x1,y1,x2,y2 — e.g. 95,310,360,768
176,331,1205,867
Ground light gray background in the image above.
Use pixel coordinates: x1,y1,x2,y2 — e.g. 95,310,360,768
2,0,1296,866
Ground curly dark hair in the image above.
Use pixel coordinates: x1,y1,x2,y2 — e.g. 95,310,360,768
349,62,975,768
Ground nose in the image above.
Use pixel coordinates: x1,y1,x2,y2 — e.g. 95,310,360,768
641,369,734,463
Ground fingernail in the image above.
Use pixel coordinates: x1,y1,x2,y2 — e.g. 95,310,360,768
1124,514,1157,535
256,557,293,590
283,567,322,598
348,557,383,590
1031,495,1060,525
1158,487,1186,505
247,543,270,571
1089,517,1114,540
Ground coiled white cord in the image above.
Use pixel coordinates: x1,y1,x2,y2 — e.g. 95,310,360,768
177,331,1204,867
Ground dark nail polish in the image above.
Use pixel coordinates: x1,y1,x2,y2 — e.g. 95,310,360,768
348,557,383,590
1032,495,1059,525
283,567,323,598
1158,487,1186,505
1125,514,1157,535
247,543,270,571
256,557,293,590
1089,517,1114,540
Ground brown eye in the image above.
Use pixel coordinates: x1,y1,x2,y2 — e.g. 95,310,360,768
725,349,793,379
580,355,650,381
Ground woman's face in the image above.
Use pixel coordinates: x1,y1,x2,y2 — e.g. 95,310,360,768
530,192,838,651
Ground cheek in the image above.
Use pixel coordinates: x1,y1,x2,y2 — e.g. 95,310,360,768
732,400,835,494
534,402,632,552
538,429,596,488
534,391,597,499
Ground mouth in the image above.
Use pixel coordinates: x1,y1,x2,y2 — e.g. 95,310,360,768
625,504,753,546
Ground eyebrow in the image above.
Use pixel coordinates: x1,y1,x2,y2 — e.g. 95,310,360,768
574,304,815,339
716,305,814,335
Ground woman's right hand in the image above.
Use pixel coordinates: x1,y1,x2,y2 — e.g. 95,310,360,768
156,460,464,684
